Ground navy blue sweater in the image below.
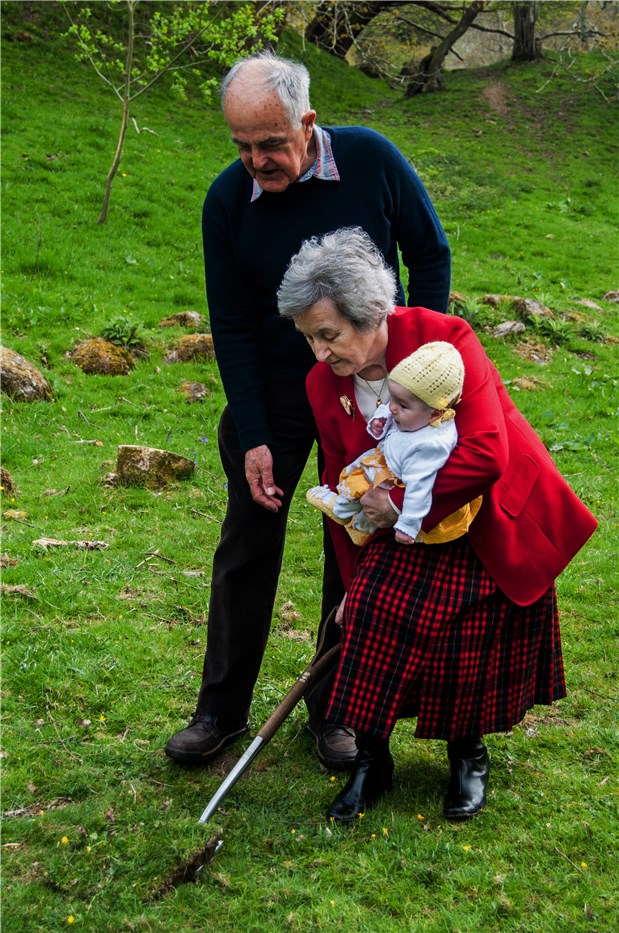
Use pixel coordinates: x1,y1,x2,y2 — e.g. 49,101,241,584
202,126,451,451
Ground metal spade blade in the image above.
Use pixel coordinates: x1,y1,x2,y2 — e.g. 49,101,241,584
198,609,341,824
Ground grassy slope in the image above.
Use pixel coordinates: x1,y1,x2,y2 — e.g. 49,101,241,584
1,7,618,933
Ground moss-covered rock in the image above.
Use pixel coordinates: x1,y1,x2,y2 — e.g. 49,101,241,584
0,347,53,401
159,311,204,328
178,381,211,403
164,333,215,363
71,338,135,375
112,445,196,489
0,466,17,495
512,298,554,321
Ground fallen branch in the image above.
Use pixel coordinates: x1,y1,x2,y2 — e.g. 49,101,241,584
144,549,176,565
3,515,35,527
43,486,71,497
33,538,108,551
191,508,222,523
143,612,180,626
0,583,38,598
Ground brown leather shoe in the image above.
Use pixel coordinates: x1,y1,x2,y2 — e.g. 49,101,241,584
165,714,249,764
306,720,357,771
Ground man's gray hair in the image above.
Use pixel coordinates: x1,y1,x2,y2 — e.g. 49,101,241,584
278,228,397,332
220,51,311,128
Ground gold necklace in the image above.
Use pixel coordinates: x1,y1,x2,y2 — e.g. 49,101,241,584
359,375,388,408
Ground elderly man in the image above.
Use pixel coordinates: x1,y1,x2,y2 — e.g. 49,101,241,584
165,50,451,770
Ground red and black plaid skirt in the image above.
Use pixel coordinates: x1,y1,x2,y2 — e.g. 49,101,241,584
326,536,565,741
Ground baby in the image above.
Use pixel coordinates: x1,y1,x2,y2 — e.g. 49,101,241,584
307,341,481,545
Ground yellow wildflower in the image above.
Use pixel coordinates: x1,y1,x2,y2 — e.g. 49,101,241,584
61,836,69,845
67,918,75,925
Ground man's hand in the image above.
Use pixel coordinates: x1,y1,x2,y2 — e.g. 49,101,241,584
245,445,284,512
359,487,398,528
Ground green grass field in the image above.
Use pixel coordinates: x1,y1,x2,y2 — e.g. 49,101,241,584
1,6,618,932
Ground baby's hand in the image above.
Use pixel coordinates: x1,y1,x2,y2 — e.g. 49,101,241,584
395,529,415,545
369,416,388,438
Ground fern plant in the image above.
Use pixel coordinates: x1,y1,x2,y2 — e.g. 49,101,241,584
530,314,573,346
576,321,608,343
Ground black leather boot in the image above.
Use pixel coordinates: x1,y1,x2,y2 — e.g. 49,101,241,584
326,734,394,823
444,738,489,820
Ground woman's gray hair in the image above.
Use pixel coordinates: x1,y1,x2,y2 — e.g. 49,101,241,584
220,51,311,128
278,228,397,332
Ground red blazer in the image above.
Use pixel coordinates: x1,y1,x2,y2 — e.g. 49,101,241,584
306,307,597,606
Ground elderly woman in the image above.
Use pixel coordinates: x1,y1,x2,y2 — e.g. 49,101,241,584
277,228,597,822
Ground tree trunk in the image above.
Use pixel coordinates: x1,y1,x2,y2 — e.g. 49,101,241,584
98,96,129,224
403,0,486,98
305,1,398,59
512,1,541,62
98,0,135,224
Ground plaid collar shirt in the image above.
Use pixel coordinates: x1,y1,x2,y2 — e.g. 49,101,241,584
250,125,340,202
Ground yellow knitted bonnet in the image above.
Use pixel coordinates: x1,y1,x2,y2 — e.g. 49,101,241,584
389,342,465,413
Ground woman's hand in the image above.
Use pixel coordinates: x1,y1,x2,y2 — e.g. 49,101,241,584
359,487,398,528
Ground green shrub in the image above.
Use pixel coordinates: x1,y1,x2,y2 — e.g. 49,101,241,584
101,315,145,349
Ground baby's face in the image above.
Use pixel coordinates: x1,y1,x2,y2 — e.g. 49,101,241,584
388,381,435,432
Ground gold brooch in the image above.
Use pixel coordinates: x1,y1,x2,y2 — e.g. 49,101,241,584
340,395,355,419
